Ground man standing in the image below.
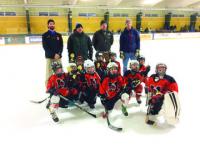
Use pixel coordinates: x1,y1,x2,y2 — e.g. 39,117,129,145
67,23,93,62
42,19,63,85
92,20,113,62
120,19,140,74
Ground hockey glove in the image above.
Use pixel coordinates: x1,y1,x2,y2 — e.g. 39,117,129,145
135,49,140,58
69,53,75,62
120,51,125,59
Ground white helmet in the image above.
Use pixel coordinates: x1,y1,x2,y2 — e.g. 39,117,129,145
84,59,94,69
129,60,139,68
107,62,118,70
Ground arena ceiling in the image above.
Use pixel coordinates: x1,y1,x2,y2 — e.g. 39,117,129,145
1,0,200,10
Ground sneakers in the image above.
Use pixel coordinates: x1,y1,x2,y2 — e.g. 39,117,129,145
50,112,59,122
121,104,128,116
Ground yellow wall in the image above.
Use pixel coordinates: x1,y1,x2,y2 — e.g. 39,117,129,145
109,17,136,32
72,17,103,33
170,17,190,31
30,16,68,34
0,16,27,34
195,18,200,31
142,17,165,30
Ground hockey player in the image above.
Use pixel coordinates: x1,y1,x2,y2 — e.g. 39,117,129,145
76,55,85,74
145,63,180,126
46,62,69,122
124,60,143,104
137,55,151,103
65,63,81,101
94,52,107,81
108,52,121,75
137,55,150,77
99,62,129,118
79,59,101,109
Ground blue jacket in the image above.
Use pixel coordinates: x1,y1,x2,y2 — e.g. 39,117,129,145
120,28,140,53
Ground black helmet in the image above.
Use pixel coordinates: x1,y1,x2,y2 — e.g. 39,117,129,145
51,61,62,73
137,55,145,61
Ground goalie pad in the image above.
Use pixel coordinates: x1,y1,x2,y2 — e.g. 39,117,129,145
159,92,181,125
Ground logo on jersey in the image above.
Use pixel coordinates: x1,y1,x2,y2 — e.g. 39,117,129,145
56,78,65,88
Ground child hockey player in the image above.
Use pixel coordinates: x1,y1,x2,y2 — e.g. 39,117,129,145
65,63,81,101
99,62,129,131
109,52,121,75
79,59,101,109
124,60,144,104
145,63,180,126
137,55,150,77
46,62,70,122
94,52,107,81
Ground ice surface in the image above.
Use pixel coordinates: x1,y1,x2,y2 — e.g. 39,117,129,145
0,36,199,149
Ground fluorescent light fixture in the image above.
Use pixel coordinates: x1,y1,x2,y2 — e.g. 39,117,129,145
143,0,163,5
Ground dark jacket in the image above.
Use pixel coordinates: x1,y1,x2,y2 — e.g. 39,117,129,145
92,29,113,52
120,27,140,53
42,30,63,58
67,31,93,60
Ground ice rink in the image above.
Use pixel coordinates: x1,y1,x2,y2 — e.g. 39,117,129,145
0,36,199,149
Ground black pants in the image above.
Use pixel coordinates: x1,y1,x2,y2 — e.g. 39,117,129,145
81,89,97,107
101,95,120,111
149,97,164,115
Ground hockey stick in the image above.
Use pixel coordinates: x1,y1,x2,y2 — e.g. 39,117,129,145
59,95,97,118
30,96,50,104
105,110,123,131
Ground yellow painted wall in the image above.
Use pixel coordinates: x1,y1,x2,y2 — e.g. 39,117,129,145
142,17,165,30
195,18,200,31
0,16,27,34
170,17,190,31
109,17,136,32
72,17,103,33
30,16,68,34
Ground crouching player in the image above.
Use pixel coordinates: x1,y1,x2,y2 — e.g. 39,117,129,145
145,63,180,126
99,62,129,117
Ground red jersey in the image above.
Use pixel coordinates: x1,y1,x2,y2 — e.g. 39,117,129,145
46,73,68,96
124,70,144,87
146,74,178,95
80,72,101,90
100,75,125,100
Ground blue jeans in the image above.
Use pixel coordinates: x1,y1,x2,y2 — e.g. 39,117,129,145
123,52,136,74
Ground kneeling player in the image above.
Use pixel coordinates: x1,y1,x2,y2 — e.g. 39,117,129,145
99,62,129,117
145,63,180,126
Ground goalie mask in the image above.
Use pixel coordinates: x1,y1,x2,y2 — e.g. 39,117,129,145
156,63,167,76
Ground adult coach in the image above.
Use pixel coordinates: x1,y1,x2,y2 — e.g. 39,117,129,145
92,20,114,62
67,23,93,62
120,18,140,74
42,19,63,85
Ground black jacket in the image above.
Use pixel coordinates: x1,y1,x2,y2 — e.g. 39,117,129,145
67,31,93,60
42,30,63,58
92,29,113,52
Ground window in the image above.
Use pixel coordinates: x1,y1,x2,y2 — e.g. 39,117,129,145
39,12,48,16
121,13,128,17
113,13,120,17
0,12,4,16
79,13,87,17
145,14,158,17
87,13,96,17
49,12,59,16
5,12,16,16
